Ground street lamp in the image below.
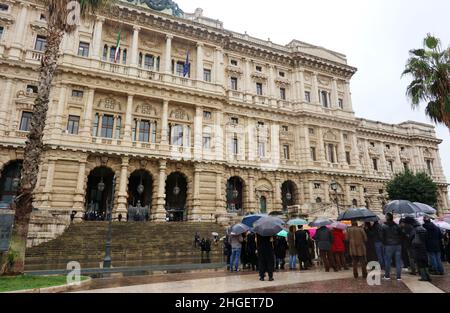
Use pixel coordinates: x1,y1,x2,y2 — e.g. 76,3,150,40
173,175,180,196
103,175,116,269
330,179,340,215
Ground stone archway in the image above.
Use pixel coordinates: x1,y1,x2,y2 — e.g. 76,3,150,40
128,169,153,207
165,171,188,222
85,166,115,221
226,176,244,213
0,160,23,209
281,180,298,212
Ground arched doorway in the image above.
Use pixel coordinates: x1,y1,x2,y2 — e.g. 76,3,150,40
281,180,296,212
259,196,267,213
85,166,114,221
127,170,153,221
0,160,22,209
226,176,244,213
165,172,187,222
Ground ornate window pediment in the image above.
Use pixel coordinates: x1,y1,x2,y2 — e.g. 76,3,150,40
323,130,338,142
97,97,122,112
135,103,158,116
169,107,190,121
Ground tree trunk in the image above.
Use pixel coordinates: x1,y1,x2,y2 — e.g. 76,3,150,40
0,25,64,275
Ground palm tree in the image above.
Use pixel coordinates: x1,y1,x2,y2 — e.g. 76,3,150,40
402,34,450,129
1,0,112,275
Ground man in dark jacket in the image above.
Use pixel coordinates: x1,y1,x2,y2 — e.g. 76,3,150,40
246,232,258,271
274,236,288,270
373,221,384,270
313,225,336,272
381,213,403,280
401,217,417,275
257,234,275,281
423,217,444,275
295,226,310,270
410,221,431,282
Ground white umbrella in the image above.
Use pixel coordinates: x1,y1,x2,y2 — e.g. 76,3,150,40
433,221,450,231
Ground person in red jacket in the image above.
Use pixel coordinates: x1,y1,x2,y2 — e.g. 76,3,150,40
332,227,348,271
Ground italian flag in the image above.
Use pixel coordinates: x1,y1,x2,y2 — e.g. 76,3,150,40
114,30,121,63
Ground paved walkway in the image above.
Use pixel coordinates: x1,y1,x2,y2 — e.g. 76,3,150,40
74,269,446,293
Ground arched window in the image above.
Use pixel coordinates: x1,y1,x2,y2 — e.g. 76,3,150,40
171,124,183,146
138,52,143,68
122,49,127,65
352,199,358,207
260,196,267,213
102,45,108,61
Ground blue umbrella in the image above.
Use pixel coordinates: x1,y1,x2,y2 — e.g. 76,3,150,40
287,218,308,226
309,217,334,228
229,223,250,235
242,214,268,228
413,202,437,215
277,230,288,238
253,216,285,237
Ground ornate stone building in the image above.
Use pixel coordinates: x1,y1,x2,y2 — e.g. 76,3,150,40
0,0,448,244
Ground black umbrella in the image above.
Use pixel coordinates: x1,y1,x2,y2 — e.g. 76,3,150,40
253,216,285,237
228,223,250,235
337,208,377,221
413,202,437,215
309,217,334,228
383,200,421,215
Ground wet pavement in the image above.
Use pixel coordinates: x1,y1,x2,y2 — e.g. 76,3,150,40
430,263,450,293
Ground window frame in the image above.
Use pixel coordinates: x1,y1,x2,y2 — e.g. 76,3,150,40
34,35,47,51
78,41,90,57
67,115,80,135
19,111,33,132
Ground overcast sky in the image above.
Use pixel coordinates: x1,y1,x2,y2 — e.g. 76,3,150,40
177,0,450,187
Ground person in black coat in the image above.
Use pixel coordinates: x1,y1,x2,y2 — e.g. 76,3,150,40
295,226,310,270
364,222,378,263
410,222,431,282
256,234,275,281
223,235,232,270
240,233,248,270
246,232,258,271
423,217,445,275
274,236,288,270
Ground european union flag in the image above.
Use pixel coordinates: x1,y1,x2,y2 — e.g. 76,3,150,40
183,49,190,77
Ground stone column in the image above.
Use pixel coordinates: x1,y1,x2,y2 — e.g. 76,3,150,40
244,58,252,102
215,110,223,160
274,176,282,211
91,17,105,60
394,145,402,173
115,157,129,216
268,65,276,99
308,181,314,204
343,80,353,111
9,2,28,59
311,72,319,104
215,171,227,220
81,88,95,138
153,160,167,221
194,106,203,160
324,181,330,204
271,124,280,166
317,127,326,164
190,165,201,221
130,26,140,67
303,126,312,166
359,185,365,206
0,79,13,131
53,85,68,135
43,160,56,193
379,143,388,177
297,69,306,103
339,131,347,167
248,174,256,212
351,133,361,170
73,160,87,211
247,119,255,161
124,95,134,142
331,78,339,108
214,47,224,85
196,43,204,80
160,100,169,146
164,35,173,74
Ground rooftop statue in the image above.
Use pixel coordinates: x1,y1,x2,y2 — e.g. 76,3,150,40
124,0,184,17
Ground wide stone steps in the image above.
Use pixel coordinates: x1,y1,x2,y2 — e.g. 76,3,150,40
25,222,226,271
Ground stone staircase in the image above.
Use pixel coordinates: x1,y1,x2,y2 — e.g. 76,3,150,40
25,222,227,271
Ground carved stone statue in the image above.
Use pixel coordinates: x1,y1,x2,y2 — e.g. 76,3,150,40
125,0,184,17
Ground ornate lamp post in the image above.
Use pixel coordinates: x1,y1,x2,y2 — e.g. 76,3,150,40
103,175,116,269
330,179,340,215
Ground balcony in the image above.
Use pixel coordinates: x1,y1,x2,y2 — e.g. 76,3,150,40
25,50,44,63
225,64,243,75
253,95,268,105
100,61,129,75
137,68,162,81
227,90,244,101
277,100,292,109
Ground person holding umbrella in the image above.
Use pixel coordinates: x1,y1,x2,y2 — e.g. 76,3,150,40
256,234,275,281
381,212,403,280
313,225,336,272
347,220,368,278
228,223,248,272
331,223,348,271
409,218,431,282
287,225,297,270
423,216,445,275
295,225,310,270
274,235,288,271
246,232,258,271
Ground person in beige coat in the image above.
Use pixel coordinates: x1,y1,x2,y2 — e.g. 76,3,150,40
346,220,368,278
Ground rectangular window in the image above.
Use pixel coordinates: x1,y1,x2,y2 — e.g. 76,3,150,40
403,162,408,171
350,186,357,192
389,160,394,172
283,145,290,160
144,54,154,70
280,88,286,100
139,120,151,142
71,90,84,98
78,42,90,57
0,26,4,40
19,111,32,131
426,160,433,175
176,61,185,76
257,121,264,127
203,135,211,149
338,98,344,109
232,136,239,155
26,85,38,94
100,115,114,138
92,113,99,136
321,90,329,108
230,59,238,66
231,117,239,125
203,111,211,119
256,83,263,96
310,147,316,161
67,115,80,134
203,69,211,82
327,144,335,163
230,77,238,90
0,4,9,11
279,71,285,77
35,35,47,51
305,91,311,103
172,125,184,146
258,142,265,157
282,125,288,132
256,65,262,72
309,128,315,135
151,121,157,143
373,158,378,171
386,144,391,150
346,151,351,165
314,183,321,189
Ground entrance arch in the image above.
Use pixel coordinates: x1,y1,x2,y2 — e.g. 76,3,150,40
85,166,114,220
226,176,244,213
165,171,188,222
127,170,153,207
281,180,297,212
0,160,22,209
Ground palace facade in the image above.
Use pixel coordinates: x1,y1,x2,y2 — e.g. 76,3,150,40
0,0,448,245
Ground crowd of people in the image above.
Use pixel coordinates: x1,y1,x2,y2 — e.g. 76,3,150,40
224,213,450,282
